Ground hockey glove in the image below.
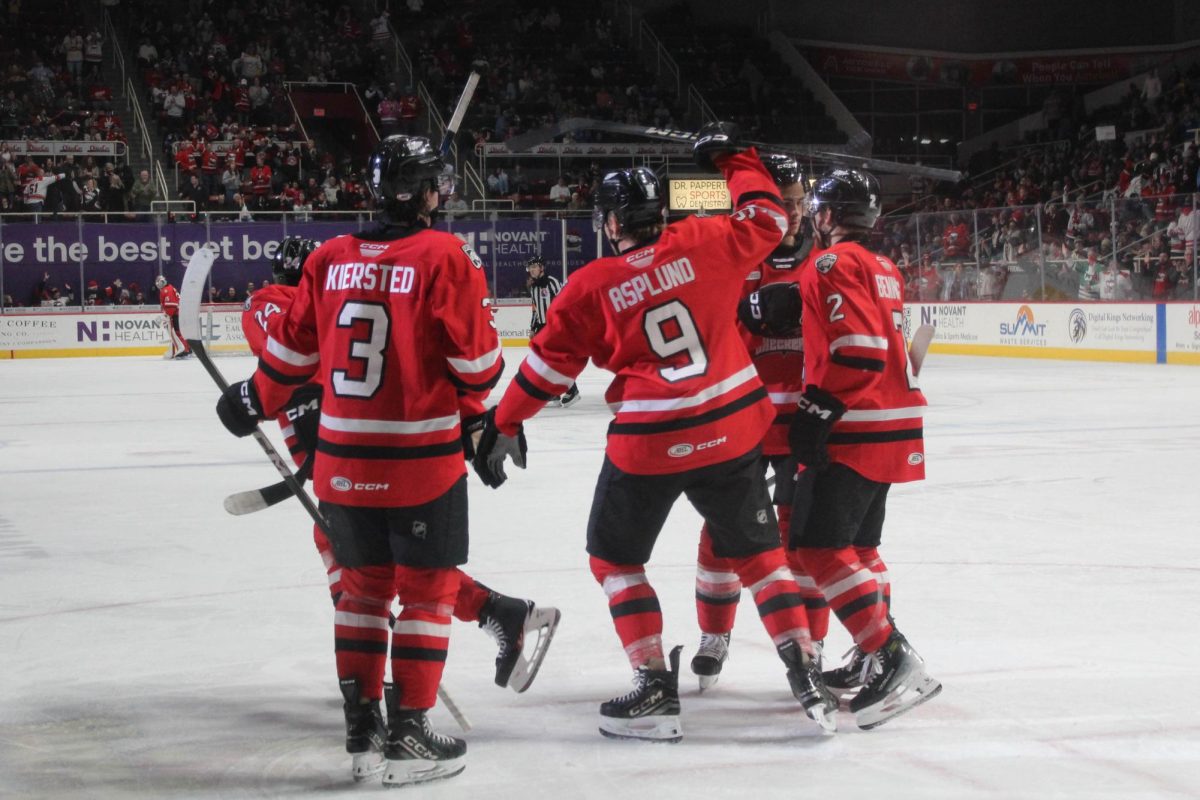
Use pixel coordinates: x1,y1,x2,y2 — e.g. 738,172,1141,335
693,120,742,172
471,407,527,489
461,412,486,461
738,282,802,337
788,386,846,470
216,379,264,438
282,384,321,464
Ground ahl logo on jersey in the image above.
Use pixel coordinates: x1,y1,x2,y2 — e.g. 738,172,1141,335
815,253,838,273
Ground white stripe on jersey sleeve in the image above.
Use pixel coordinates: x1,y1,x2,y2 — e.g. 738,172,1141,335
525,350,575,388
320,412,460,434
610,364,759,414
446,343,502,375
768,390,805,404
266,336,319,366
841,406,925,422
751,203,789,235
829,334,889,352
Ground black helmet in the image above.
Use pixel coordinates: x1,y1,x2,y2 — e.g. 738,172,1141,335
760,153,802,188
367,135,444,220
526,255,545,271
804,168,882,230
272,237,317,286
592,167,664,235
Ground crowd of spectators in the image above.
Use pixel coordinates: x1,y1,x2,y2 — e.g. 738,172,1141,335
0,1,134,214
18,268,272,309
876,63,1200,301
119,0,406,217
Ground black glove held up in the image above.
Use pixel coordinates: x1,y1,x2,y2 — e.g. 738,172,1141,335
471,407,527,489
738,281,802,337
693,120,742,171
788,386,846,470
216,379,264,438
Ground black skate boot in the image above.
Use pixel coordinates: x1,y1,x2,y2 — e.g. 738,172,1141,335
823,644,875,695
382,705,467,788
559,384,581,407
849,631,942,730
478,592,561,693
689,632,730,692
338,679,386,781
778,640,838,732
599,645,683,743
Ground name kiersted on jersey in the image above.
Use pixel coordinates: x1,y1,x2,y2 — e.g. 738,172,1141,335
324,261,417,294
608,256,696,312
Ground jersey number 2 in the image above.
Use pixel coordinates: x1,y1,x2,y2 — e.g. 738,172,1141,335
332,301,390,398
644,300,707,382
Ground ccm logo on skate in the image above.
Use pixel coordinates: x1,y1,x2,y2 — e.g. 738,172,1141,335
667,436,727,458
330,476,391,492
907,453,924,465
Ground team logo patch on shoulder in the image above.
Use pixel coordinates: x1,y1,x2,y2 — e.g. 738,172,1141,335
815,253,838,273
358,242,388,259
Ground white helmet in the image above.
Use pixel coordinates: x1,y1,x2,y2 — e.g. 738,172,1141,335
155,275,167,289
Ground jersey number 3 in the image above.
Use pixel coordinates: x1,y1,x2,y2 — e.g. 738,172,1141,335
332,301,390,398
644,300,707,382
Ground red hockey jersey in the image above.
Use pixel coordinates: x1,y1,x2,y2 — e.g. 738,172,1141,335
243,283,310,468
252,227,503,506
799,240,926,484
494,149,787,475
159,284,180,317
741,240,809,456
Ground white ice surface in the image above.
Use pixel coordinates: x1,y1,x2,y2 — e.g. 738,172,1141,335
1,350,1198,799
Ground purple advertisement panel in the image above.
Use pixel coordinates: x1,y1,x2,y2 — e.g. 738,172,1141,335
0,218,598,308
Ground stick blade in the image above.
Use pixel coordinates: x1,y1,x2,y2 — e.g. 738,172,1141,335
909,324,935,376
224,479,295,516
179,246,216,341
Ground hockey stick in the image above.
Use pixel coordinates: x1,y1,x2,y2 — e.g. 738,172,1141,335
504,118,963,182
223,459,313,515
179,247,335,540
437,684,472,732
437,60,488,158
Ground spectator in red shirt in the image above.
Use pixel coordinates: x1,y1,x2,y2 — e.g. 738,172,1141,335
249,152,272,199
941,213,969,260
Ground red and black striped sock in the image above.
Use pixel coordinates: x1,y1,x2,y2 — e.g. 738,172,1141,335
590,555,663,668
732,547,813,656
695,523,741,634
798,547,892,653
333,565,394,701
392,565,460,710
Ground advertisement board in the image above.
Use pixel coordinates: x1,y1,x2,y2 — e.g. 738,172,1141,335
0,306,247,358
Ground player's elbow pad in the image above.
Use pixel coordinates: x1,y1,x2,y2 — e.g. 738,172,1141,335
738,282,801,337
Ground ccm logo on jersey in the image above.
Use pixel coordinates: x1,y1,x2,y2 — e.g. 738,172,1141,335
330,476,391,492
667,436,728,458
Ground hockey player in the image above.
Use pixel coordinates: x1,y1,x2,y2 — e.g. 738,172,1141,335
215,136,557,788
156,274,190,358
525,255,579,407
473,122,837,742
785,167,942,729
243,234,560,695
690,153,822,690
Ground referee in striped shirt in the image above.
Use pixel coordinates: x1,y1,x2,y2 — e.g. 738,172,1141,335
527,255,580,407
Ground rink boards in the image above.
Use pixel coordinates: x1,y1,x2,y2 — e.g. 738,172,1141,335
4,301,1200,365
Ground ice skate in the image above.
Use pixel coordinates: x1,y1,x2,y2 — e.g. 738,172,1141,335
823,644,876,695
479,592,561,692
339,679,386,781
382,708,466,787
599,645,683,743
559,385,581,407
778,640,837,732
689,632,730,691
850,631,942,730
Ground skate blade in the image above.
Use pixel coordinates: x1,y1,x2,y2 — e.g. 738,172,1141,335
381,755,466,787
855,675,942,731
508,606,561,693
560,393,581,408
697,672,720,692
350,751,385,782
598,715,682,743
